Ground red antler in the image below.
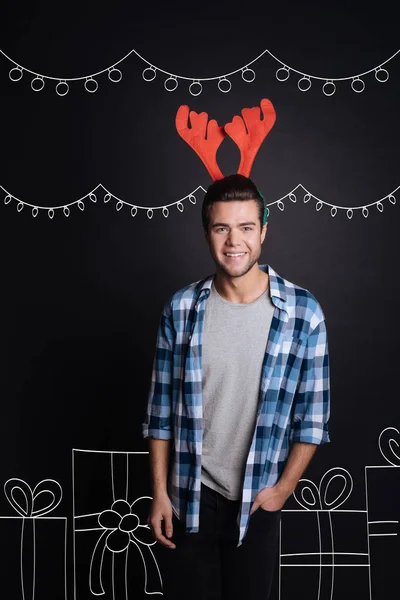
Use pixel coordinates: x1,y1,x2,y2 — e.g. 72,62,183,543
224,98,276,177
176,105,226,181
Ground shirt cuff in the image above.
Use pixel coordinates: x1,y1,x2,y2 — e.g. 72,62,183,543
142,424,173,440
291,421,330,445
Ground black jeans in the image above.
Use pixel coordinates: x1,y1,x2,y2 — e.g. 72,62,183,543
161,483,280,600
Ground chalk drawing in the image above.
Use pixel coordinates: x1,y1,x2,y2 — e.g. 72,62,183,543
1,478,67,600
1,182,398,221
72,449,162,599
365,427,399,598
278,467,371,600
1,45,398,96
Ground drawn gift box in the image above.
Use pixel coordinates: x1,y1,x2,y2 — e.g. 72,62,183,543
365,427,400,600
279,467,371,600
73,449,162,600
0,478,67,600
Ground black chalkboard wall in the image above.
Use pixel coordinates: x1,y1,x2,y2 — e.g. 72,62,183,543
1,1,399,599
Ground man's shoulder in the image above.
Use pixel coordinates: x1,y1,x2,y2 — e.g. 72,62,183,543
274,269,325,325
163,275,212,313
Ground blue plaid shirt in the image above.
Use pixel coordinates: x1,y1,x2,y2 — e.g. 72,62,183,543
142,264,330,545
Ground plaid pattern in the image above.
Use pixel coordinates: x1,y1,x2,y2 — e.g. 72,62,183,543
142,264,330,545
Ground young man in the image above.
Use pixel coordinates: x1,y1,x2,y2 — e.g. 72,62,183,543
142,174,330,600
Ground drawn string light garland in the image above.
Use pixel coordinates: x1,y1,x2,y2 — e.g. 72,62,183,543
1,46,398,97
273,183,399,219
1,182,397,220
0,183,204,219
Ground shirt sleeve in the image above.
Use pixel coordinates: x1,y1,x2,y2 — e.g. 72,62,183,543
142,303,175,440
291,318,331,445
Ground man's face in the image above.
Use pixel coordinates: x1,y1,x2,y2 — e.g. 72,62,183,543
205,200,267,278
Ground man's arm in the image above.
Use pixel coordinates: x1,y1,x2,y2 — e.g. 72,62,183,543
147,438,176,549
142,305,175,441
250,441,317,513
142,303,177,548
252,315,330,513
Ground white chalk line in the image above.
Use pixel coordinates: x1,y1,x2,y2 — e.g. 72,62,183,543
368,520,398,524
365,465,400,469
111,453,115,503
329,511,334,600
126,454,129,502
0,516,67,520
73,448,149,454
20,518,25,600
364,466,373,600
317,511,322,600
282,564,370,568
64,518,68,600
72,450,77,600
281,552,369,557
32,518,36,600
282,509,367,513
88,529,107,596
125,544,128,600
130,536,163,595
112,552,115,600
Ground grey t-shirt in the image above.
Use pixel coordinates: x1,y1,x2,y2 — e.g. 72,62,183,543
201,281,275,500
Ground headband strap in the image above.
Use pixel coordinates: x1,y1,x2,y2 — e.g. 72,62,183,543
258,189,269,226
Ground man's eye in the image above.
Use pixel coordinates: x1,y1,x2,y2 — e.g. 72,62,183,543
216,228,226,232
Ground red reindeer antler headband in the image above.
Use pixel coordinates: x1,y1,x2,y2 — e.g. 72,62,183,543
175,98,276,180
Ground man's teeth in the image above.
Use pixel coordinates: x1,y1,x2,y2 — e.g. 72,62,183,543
226,253,244,257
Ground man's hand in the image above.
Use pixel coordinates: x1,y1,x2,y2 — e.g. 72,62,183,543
250,482,292,515
251,443,319,515
148,492,176,549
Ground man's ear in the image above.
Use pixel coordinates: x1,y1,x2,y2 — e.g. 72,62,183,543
261,223,268,243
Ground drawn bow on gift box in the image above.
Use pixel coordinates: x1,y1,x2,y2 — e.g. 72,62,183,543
293,467,353,512
3,478,63,600
378,426,400,466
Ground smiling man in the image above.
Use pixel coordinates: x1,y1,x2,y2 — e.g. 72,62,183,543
142,174,330,600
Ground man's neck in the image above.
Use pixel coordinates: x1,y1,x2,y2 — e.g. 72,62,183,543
214,264,269,304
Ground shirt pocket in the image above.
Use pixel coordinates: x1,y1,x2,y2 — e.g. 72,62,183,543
281,332,307,356
280,333,308,380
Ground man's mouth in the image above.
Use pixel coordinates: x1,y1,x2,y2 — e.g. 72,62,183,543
225,252,246,259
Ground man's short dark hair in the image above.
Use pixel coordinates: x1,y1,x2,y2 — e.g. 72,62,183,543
202,174,264,232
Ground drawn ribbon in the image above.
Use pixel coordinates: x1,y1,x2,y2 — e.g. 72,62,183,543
87,496,162,598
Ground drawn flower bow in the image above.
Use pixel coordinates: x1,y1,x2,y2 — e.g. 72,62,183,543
98,498,155,551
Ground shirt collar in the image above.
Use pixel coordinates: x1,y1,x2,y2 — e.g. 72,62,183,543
198,264,287,309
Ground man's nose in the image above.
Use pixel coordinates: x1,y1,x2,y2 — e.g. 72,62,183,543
226,229,241,246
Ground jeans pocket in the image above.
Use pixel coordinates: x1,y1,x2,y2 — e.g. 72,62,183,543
256,506,281,515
